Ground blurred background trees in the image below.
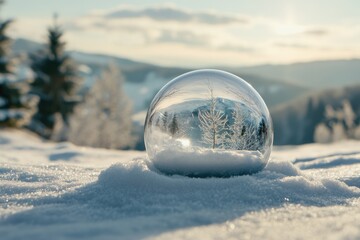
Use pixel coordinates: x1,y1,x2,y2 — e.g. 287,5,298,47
0,0,37,128
0,0,135,149
68,64,135,149
30,16,81,138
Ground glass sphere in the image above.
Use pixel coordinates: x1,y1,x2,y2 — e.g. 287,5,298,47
144,69,273,177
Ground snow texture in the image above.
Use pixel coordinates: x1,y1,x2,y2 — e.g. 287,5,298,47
1,129,360,239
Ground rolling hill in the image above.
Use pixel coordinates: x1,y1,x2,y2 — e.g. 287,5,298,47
234,59,360,89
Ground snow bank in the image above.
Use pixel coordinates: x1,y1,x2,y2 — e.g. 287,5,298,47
1,130,360,239
94,159,358,211
152,148,266,177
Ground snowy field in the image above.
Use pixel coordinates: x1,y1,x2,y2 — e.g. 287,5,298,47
1,129,360,239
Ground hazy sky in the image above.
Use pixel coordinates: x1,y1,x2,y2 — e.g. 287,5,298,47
3,0,360,67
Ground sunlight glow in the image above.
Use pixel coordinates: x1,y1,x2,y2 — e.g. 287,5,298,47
6,2,359,66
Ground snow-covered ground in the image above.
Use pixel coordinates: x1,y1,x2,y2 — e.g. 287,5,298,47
1,129,360,240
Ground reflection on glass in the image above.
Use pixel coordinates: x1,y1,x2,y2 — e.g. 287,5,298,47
144,69,273,177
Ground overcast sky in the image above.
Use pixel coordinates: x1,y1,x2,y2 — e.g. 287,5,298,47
3,0,360,67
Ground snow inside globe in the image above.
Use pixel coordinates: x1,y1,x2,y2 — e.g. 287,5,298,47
144,69,273,177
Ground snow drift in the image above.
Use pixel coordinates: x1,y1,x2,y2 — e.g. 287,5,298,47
1,130,360,239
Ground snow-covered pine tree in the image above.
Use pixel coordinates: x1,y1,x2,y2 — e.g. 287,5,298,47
31,16,81,137
245,123,259,150
68,64,135,149
161,111,168,131
0,1,38,127
226,107,260,151
169,113,179,137
227,108,245,149
257,117,267,150
198,85,228,149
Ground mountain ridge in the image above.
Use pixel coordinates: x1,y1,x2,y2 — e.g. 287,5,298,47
13,38,360,90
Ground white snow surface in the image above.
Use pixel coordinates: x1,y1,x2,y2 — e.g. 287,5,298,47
1,129,360,239
152,148,265,177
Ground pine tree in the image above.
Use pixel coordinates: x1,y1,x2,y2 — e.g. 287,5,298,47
68,64,135,149
227,108,245,149
31,16,81,137
198,85,228,149
0,0,38,127
226,107,260,151
169,113,179,137
162,111,168,131
257,117,267,149
0,20,13,73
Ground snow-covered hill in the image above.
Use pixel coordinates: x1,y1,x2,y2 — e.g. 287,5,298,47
1,129,360,239
235,59,360,89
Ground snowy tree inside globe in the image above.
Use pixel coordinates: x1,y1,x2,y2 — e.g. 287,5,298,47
144,69,273,177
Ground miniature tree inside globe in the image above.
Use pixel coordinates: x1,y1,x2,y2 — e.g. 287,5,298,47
144,69,273,177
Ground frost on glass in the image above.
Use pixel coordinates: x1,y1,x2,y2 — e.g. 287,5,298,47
144,69,273,177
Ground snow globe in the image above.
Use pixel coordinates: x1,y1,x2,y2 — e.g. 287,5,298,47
144,69,273,177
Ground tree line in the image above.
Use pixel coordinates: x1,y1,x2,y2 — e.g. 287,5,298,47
197,96,268,151
156,85,268,151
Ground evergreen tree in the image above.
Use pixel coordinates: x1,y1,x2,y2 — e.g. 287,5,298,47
226,107,259,150
257,117,267,149
0,21,13,73
0,0,38,127
198,86,228,149
31,16,81,137
227,108,244,149
162,111,168,130
169,113,179,137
